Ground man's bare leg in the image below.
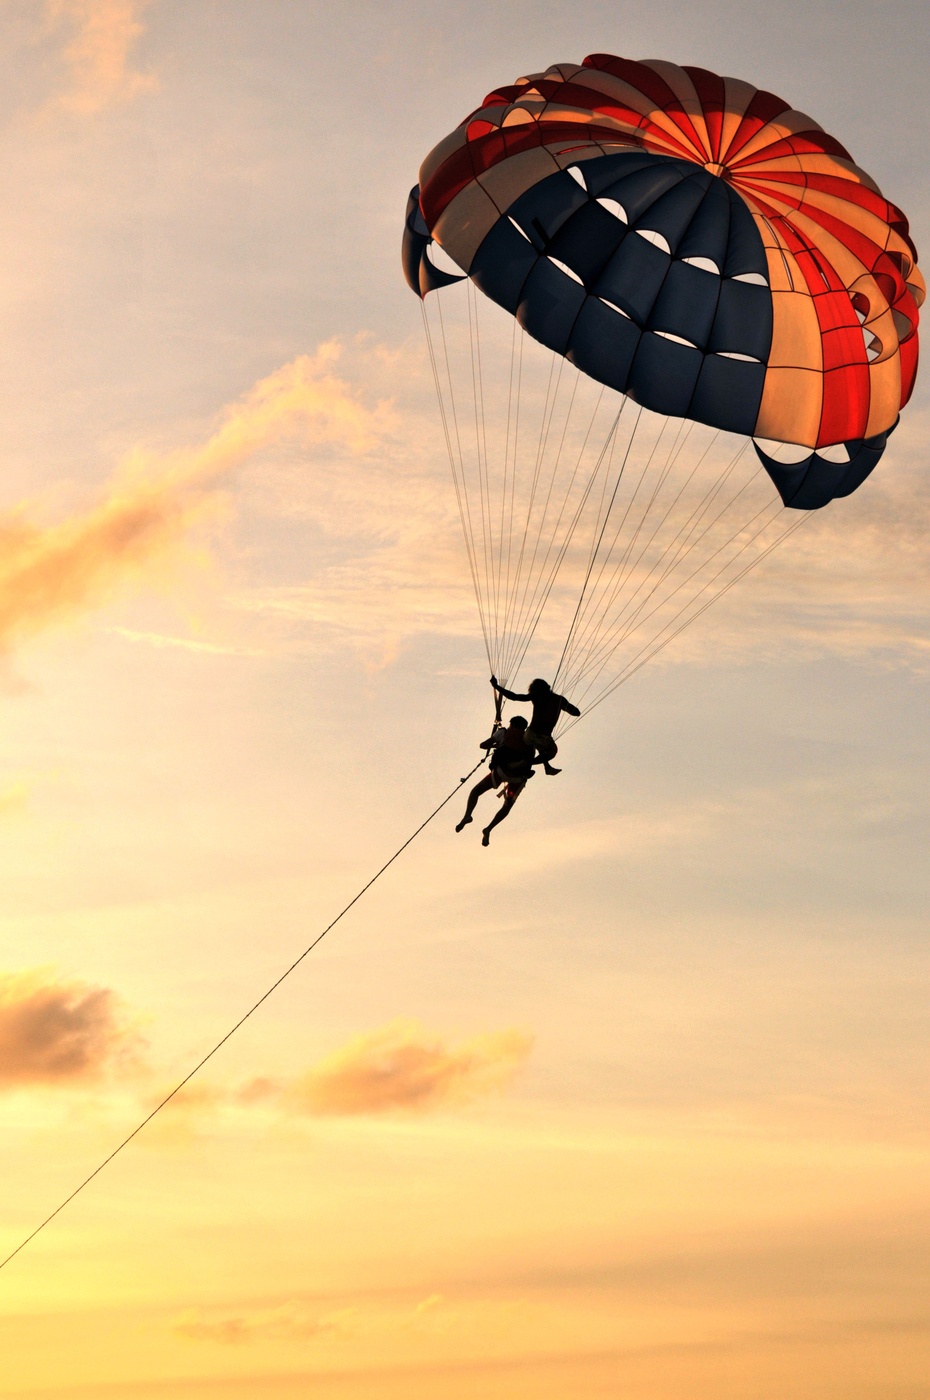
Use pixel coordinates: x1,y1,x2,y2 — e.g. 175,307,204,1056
481,796,515,845
540,736,560,776
456,774,494,832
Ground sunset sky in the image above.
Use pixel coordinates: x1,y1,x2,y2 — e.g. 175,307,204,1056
0,2,928,1397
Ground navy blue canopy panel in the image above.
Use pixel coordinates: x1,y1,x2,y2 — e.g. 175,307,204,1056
466,151,772,440
403,187,466,297
752,423,895,509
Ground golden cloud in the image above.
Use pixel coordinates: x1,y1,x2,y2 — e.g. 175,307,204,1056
0,345,393,651
285,1017,533,1116
0,479,208,650
173,1300,359,1346
171,1292,523,1348
145,1019,530,1143
0,967,139,1087
45,0,157,115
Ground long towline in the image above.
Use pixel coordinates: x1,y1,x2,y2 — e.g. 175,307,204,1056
0,758,487,1275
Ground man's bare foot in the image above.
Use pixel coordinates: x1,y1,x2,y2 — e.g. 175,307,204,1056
544,764,561,775
455,815,473,833
481,828,491,846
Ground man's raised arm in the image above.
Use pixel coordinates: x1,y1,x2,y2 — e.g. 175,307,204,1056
490,675,529,703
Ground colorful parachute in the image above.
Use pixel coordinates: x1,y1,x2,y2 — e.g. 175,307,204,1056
404,56,922,714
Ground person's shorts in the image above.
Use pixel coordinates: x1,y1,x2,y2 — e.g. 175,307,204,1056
491,767,526,800
525,728,556,756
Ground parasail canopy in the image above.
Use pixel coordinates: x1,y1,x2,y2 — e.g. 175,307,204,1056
403,56,922,717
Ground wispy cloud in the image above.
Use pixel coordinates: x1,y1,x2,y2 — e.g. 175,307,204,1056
44,0,156,115
284,1017,533,1116
153,1019,533,1131
0,967,140,1088
230,338,930,677
450,760,927,886
172,1291,523,1349
105,625,267,657
9,327,924,679
173,1300,359,1346
0,345,393,652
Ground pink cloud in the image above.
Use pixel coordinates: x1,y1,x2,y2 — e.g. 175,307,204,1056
0,967,139,1087
44,0,157,115
286,1017,533,1116
0,346,393,651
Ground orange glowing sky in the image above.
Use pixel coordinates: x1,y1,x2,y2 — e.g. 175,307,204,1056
0,3,928,1397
